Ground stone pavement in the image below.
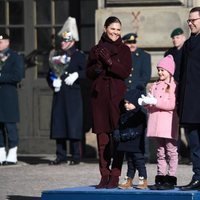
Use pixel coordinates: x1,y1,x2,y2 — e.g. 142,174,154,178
0,154,193,200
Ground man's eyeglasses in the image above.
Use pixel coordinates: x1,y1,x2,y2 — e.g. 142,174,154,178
187,18,200,24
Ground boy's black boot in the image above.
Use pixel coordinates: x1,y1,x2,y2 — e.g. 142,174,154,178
159,175,177,190
149,175,165,190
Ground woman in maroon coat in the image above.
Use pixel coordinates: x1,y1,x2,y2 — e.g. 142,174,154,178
87,16,131,189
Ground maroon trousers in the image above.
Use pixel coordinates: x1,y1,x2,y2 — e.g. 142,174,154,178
97,133,124,177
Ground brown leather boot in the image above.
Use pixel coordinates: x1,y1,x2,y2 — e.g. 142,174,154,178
106,176,119,189
96,176,110,189
118,176,133,189
135,177,148,189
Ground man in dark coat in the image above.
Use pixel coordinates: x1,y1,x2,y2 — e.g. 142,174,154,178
122,33,151,92
164,27,186,82
165,28,190,164
0,33,24,165
48,17,86,165
178,7,200,190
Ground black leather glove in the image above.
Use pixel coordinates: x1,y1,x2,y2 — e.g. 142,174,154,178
98,47,112,66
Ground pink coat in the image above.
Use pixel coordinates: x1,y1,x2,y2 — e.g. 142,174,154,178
146,79,179,140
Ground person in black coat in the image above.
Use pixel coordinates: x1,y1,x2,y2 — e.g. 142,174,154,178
122,33,151,92
0,33,24,165
113,86,147,189
164,28,190,165
178,7,200,191
164,27,186,82
48,17,86,165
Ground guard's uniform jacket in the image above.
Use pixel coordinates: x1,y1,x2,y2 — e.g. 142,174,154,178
48,46,86,140
0,48,24,122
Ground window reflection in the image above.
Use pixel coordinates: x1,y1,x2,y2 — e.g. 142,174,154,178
36,0,51,24
37,28,52,51
9,1,24,24
10,28,24,51
37,54,50,77
0,1,5,24
55,1,69,24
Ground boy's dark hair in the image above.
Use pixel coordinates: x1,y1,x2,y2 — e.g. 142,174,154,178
124,85,144,107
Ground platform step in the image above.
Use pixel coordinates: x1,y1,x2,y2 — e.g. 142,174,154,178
41,186,200,200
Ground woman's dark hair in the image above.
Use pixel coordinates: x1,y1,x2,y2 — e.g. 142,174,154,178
104,16,121,28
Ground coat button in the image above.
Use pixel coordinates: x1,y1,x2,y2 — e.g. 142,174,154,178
128,80,132,83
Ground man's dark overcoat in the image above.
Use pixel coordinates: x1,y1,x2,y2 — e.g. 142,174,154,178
86,33,131,133
126,48,151,91
0,48,24,122
49,46,86,140
165,46,183,82
178,34,200,124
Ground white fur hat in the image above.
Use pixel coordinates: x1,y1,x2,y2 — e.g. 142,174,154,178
58,16,79,42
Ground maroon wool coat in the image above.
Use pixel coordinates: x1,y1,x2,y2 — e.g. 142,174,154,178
87,34,131,133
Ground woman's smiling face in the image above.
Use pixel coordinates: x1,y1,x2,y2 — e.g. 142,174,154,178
104,22,121,42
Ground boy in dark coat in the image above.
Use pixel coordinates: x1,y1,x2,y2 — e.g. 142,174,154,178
113,86,147,189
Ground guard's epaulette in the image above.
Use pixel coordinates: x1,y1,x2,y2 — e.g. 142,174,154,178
80,50,85,54
76,49,85,55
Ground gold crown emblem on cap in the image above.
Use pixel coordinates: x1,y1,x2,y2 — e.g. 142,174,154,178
129,35,135,40
61,31,73,41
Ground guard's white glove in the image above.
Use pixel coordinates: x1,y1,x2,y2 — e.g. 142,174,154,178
53,78,62,92
143,93,157,105
65,72,79,85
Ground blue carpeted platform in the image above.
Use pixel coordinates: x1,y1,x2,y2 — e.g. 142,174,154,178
41,186,200,200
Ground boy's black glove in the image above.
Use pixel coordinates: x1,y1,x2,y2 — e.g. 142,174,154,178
112,130,121,142
113,128,141,142
120,129,140,141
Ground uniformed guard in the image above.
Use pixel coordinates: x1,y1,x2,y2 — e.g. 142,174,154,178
48,17,86,165
0,33,24,165
122,33,151,92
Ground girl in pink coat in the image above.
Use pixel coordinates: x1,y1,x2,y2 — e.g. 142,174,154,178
138,55,178,190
